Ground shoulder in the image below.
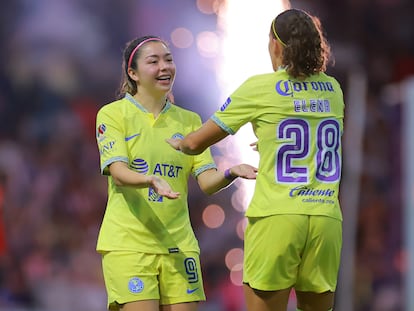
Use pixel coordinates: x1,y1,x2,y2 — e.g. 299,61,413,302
97,98,129,117
244,72,279,84
168,104,202,121
318,72,342,87
321,73,344,97
239,71,290,92
98,98,125,112
232,72,279,97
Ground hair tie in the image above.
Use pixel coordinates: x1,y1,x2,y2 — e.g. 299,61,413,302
127,37,162,68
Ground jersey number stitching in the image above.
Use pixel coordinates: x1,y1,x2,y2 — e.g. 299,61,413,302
276,118,341,184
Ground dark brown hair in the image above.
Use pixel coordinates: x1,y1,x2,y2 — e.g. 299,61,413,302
272,9,333,78
117,35,164,98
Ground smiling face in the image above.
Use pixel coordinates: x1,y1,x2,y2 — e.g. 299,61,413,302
128,41,176,97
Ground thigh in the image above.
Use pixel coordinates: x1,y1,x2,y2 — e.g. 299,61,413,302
101,251,161,310
296,216,342,293
243,215,309,291
243,284,291,311
158,252,206,305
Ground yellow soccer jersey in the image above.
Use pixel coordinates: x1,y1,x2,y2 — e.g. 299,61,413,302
96,93,216,254
212,68,344,220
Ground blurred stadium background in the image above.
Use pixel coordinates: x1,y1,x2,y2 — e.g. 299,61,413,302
0,0,413,310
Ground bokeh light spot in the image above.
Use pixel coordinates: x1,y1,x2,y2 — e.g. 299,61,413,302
170,27,194,49
229,263,244,286
196,31,220,58
231,186,250,212
202,204,225,228
225,247,244,270
196,0,216,15
236,217,248,240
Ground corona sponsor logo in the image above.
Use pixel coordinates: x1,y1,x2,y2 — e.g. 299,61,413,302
275,80,335,97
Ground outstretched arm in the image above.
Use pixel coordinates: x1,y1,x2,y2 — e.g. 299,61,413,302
197,164,258,195
166,119,228,155
108,161,180,199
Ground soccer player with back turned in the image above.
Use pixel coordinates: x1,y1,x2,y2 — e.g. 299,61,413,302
168,8,345,311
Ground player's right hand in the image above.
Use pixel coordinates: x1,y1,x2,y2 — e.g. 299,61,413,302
149,175,180,199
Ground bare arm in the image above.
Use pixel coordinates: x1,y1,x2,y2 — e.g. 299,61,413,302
108,161,180,199
197,164,258,195
165,118,257,194
166,119,228,155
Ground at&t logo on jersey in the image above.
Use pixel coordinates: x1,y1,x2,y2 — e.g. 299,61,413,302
130,158,182,178
153,163,183,178
129,158,182,202
130,158,149,174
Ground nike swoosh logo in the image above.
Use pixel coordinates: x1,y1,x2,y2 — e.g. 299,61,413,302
125,133,141,141
186,288,199,294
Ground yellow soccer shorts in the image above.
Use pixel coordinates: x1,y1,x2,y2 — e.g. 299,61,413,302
243,214,342,293
101,251,206,310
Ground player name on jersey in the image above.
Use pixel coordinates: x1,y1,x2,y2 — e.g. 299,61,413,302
293,99,331,113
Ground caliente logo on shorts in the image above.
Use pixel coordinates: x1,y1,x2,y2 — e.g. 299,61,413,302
128,277,144,294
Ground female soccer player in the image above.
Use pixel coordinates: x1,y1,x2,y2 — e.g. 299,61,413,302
167,9,344,311
95,36,257,311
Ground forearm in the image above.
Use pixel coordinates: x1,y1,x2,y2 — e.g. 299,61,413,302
170,119,229,155
178,132,211,155
198,168,238,195
108,161,180,199
109,162,153,188
197,164,257,194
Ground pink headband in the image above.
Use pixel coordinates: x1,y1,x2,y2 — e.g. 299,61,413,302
127,37,163,68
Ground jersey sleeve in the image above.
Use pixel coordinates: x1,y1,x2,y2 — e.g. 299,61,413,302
96,105,129,175
211,76,259,135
